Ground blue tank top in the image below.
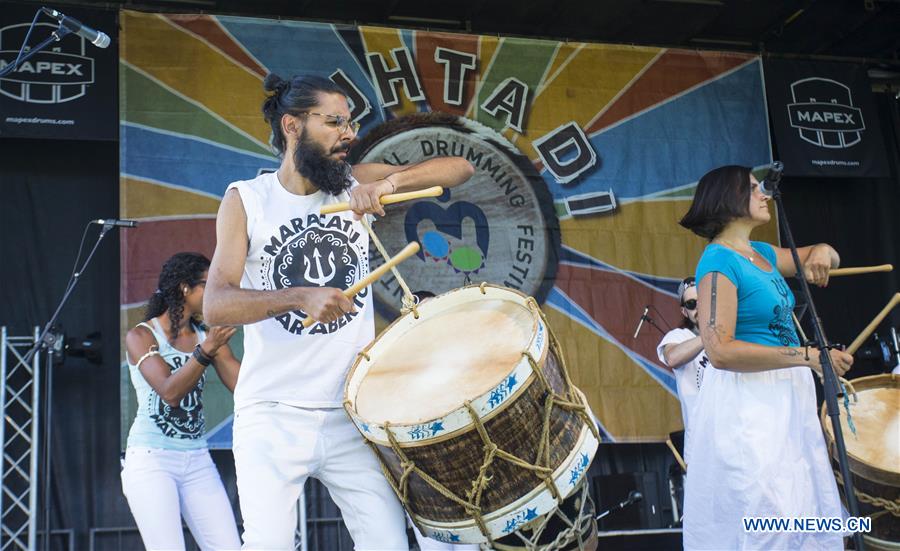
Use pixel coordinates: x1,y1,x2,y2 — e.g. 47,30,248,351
695,241,800,347
126,318,208,450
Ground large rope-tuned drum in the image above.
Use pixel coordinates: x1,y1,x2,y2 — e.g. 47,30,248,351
821,374,900,550
344,284,599,546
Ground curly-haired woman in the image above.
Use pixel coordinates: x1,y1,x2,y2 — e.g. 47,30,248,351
122,252,241,550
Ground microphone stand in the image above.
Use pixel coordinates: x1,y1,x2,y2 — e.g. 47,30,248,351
633,306,668,339
769,181,864,551
642,315,666,337
596,491,643,521
20,223,115,551
0,11,74,78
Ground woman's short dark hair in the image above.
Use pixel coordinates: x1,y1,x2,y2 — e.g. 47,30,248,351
261,73,348,157
679,165,752,240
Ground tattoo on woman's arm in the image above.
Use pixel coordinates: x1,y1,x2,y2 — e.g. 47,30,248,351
780,348,801,358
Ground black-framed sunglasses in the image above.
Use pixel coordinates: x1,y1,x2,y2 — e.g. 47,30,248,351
297,112,360,135
682,299,697,311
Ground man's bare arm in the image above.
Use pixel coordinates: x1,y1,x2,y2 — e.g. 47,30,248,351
203,189,351,326
662,336,704,369
352,157,474,192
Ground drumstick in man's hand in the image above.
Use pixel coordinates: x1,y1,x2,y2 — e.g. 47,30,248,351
320,186,444,215
301,242,421,328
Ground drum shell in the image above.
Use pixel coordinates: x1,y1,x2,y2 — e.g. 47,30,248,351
373,345,583,523
864,511,900,551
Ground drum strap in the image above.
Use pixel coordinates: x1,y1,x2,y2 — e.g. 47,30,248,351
360,216,418,314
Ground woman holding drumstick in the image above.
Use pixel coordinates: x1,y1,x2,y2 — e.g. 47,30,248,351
678,165,853,550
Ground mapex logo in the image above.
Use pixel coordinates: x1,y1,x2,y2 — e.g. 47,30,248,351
0,22,96,104
787,78,865,149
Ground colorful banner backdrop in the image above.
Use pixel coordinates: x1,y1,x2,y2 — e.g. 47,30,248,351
0,2,117,140
764,59,890,178
119,10,776,446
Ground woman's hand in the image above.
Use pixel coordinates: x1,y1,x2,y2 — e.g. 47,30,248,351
802,244,837,287
806,347,854,377
201,326,237,357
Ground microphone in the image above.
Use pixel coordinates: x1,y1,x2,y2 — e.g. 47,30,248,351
633,306,650,339
91,219,139,227
627,490,643,504
42,7,111,48
759,161,783,197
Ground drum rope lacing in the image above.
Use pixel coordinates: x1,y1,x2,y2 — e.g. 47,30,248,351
491,479,596,551
359,288,600,544
831,469,900,516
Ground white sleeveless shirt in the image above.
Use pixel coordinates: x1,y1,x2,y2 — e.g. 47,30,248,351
126,318,208,450
227,171,374,410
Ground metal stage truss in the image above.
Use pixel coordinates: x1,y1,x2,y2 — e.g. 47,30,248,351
0,327,41,551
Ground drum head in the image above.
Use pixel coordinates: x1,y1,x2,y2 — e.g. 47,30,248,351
841,387,900,475
354,288,536,425
822,374,900,485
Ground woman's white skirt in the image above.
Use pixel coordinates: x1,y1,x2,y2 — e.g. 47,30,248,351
683,366,845,550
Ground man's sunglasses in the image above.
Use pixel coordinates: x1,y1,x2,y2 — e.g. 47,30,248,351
682,299,697,311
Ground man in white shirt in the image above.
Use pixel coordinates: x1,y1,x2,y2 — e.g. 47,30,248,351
656,277,710,450
204,73,474,550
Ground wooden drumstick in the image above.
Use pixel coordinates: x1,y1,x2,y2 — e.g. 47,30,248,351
846,292,900,355
792,312,809,344
301,242,421,328
829,264,893,277
319,186,444,215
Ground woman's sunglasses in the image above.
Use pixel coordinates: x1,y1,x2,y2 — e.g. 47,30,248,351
682,299,697,311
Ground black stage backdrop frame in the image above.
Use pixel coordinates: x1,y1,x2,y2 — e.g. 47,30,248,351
1,103,898,550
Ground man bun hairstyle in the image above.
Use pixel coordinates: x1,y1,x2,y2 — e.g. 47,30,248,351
261,73,349,157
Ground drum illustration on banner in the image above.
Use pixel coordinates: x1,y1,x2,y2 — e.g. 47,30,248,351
349,113,560,319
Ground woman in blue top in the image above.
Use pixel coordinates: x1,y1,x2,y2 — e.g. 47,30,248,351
678,166,853,550
123,252,241,550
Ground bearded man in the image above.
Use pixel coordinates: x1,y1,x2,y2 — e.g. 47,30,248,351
204,74,474,550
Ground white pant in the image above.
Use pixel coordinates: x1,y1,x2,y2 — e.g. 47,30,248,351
233,402,408,550
121,447,241,551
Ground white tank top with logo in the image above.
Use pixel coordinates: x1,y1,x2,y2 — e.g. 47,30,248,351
228,171,374,410
126,318,208,450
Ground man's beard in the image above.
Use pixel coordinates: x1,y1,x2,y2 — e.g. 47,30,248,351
293,130,352,196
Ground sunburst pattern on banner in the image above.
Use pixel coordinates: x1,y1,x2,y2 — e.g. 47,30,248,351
120,10,776,445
